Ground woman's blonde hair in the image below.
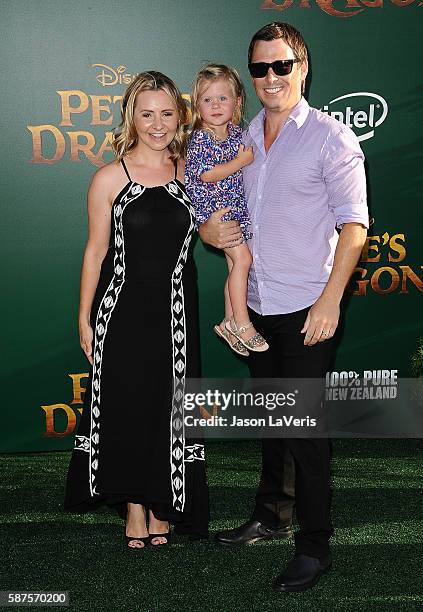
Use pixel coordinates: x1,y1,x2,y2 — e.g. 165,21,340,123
190,64,246,133
112,71,188,161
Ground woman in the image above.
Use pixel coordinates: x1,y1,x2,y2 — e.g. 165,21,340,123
64,71,209,548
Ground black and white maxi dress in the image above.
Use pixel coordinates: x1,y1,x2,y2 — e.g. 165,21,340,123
64,159,209,538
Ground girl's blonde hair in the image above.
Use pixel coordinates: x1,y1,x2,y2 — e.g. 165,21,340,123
190,63,246,132
112,71,188,161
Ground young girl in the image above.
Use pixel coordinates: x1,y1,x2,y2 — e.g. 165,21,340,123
185,64,268,355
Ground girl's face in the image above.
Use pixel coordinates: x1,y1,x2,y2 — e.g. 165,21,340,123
197,78,240,131
133,89,179,151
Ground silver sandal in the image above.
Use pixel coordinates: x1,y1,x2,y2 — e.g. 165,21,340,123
213,321,249,357
225,319,269,353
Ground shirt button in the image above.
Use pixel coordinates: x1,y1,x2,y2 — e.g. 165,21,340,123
255,225,259,229
258,195,262,200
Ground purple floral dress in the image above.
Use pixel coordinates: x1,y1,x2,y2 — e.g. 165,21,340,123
184,122,253,241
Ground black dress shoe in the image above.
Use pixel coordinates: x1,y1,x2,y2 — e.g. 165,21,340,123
273,554,332,593
215,520,292,546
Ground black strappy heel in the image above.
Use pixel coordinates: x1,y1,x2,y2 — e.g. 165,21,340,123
124,527,150,549
124,506,149,549
149,531,171,546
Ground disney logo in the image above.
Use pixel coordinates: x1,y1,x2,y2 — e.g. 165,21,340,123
92,64,138,87
321,92,388,142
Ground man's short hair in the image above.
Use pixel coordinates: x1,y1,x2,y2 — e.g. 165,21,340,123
248,22,308,66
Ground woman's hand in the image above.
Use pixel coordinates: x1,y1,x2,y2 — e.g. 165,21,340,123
79,321,94,365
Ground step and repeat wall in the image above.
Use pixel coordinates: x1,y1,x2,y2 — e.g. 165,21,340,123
2,0,422,451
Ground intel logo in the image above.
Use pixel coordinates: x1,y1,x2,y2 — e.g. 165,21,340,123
321,92,388,142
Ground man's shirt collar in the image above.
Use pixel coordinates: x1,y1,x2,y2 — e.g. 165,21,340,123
248,96,310,145
288,96,309,129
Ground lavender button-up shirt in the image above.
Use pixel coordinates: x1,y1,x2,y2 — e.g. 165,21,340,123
242,97,369,316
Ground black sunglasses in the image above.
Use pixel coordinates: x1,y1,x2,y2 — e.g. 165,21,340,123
248,59,300,79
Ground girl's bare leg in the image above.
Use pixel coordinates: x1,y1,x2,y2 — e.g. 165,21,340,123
126,502,148,548
219,255,247,349
219,254,233,334
224,243,261,343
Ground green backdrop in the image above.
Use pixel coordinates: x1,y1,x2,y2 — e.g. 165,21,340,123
1,0,422,451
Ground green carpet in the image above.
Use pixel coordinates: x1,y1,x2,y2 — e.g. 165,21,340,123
1,440,422,611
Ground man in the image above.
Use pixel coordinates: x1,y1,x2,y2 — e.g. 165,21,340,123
199,22,368,592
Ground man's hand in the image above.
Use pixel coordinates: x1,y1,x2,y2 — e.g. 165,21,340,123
198,207,243,249
301,296,340,346
301,222,367,346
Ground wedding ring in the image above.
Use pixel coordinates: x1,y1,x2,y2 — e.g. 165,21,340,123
321,331,329,337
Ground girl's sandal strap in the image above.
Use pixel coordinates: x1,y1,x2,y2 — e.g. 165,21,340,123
245,333,267,350
232,340,249,355
214,323,249,356
225,321,268,352
234,321,253,335
225,319,253,337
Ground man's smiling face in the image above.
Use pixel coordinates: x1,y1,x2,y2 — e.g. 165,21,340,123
250,38,308,114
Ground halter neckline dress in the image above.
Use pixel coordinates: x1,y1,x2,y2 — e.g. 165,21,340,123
64,159,209,538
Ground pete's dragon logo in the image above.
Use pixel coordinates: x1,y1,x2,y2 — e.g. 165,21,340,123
92,64,139,87
261,0,422,18
321,92,388,142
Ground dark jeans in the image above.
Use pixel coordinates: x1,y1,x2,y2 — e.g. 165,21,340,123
247,306,335,558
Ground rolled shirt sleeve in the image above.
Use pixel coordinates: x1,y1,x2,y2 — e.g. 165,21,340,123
322,126,369,229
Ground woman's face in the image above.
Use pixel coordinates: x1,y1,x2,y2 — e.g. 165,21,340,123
133,89,178,151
